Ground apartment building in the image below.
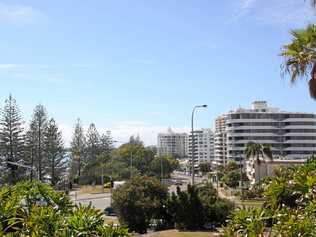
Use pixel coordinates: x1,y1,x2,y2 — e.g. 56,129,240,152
214,101,316,165
188,128,214,166
157,128,188,158
214,115,227,166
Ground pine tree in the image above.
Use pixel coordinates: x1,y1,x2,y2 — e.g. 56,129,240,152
44,118,66,185
70,118,86,182
0,95,25,184
86,123,100,162
129,134,143,145
99,130,113,155
25,123,37,180
27,104,48,181
83,123,100,183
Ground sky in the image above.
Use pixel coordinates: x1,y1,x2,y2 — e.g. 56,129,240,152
1,0,316,146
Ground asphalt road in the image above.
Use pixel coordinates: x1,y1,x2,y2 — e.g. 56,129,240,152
69,173,208,211
70,192,111,211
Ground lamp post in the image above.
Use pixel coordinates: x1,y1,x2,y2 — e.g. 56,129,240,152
191,104,208,186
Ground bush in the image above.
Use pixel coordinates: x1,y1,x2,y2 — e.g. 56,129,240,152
167,185,205,230
112,175,168,234
224,158,316,236
167,182,234,231
0,181,130,237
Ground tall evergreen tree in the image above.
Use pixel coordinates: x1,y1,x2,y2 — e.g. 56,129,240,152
27,104,48,181
129,134,143,145
86,123,100,162
0,95,25,184
99,130,113,155
70,118,86,182
44,118,66,185
82,123,101,184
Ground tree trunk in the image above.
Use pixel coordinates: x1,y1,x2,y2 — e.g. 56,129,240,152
51,155,55,186
78,152,81,180
38,119,42,181
30,148,34,181
309,63,316,99
257,154,260,183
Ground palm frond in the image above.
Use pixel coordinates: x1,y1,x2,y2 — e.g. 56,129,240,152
281,24,316,99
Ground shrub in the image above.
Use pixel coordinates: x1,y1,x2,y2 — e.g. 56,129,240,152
112,175,168,234
223,158,316,236
0,181,130,237
167,182,234,231
167,185,205,230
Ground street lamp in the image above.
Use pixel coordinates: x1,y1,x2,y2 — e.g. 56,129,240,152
191,104,208,185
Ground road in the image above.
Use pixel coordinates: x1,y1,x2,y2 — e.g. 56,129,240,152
169,172,208,193
69,173,208,211
69,192,111,210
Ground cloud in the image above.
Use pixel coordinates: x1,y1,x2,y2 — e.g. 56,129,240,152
0,64,22,70
229,0,257,23
0,2,46,24
240,0,256,10
12,72,66,85
0,63,93,85
230,0,316,26
59,121,190,147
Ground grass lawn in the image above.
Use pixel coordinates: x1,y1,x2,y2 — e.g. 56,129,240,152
77,185,110,194
235,199,264,208
142,229,220,237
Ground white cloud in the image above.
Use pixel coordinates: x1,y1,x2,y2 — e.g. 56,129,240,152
0,2,46,24
11,72,66,85
240,0,256,10
230,0,316,26
59,121,190,147
0,64,22,70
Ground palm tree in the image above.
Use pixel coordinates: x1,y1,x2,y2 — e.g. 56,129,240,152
245,142,273,182
281,24,316,99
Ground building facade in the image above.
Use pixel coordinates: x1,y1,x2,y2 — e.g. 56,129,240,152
246,158,306,184
214,101,316,166
157,128,188,158
214,115,227,166
188,128,214,166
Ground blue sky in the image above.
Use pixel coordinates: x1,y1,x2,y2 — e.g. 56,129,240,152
1,0,316,145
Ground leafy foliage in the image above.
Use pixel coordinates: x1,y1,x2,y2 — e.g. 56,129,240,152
281,24,316,99
112,175,168,233
167,183,234,231
224,158,316,236
0,95,25,184
199,162,211,174
0,181,130,236
110,143,178,181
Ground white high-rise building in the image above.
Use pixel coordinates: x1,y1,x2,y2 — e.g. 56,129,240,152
214,101,316,166
214,115,227,166
157,128,188,158
188,129,214,166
